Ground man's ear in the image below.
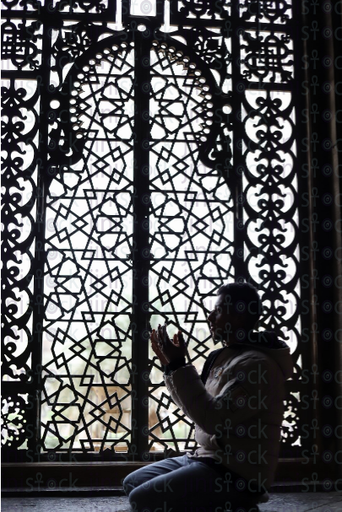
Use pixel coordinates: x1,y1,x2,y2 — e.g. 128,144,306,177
235,313,251,331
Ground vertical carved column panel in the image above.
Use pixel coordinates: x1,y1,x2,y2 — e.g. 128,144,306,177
1,0,43,461
238,1,305,454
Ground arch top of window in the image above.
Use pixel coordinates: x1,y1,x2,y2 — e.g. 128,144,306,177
47,31,233,186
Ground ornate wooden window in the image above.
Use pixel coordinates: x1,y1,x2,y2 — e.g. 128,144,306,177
2,0,312,465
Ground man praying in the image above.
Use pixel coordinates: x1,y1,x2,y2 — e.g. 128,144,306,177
123,282,293,512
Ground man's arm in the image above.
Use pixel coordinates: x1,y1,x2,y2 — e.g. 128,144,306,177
150,324,277,435
164,358,275,435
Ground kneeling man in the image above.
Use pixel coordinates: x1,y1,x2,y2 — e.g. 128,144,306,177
123,282,293,512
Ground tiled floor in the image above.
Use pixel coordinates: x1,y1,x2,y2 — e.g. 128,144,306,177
2,493,342,511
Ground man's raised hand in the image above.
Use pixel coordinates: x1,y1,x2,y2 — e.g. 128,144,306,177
150,323,186,365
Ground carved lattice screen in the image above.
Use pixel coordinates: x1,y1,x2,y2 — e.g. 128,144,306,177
2,0,309,462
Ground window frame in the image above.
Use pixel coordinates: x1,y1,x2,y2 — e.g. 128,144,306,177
2,0,341,484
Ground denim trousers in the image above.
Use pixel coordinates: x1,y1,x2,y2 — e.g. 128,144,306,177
123,455,262,512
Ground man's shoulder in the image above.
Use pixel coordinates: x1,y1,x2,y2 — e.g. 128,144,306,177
222,345,278,371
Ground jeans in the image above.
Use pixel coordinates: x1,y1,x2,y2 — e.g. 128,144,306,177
123,455,262,512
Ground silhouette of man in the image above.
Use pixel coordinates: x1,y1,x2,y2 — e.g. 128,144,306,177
123,282,293,512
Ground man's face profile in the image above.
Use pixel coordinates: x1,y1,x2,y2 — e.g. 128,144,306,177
207,293,244,345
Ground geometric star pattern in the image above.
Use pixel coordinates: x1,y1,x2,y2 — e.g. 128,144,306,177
42,39,235,454
42,43,135,454
148,43,234,451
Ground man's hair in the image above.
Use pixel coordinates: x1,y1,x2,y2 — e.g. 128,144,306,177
217,282,262,328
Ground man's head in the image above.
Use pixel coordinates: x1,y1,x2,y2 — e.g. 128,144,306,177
207,282,262,345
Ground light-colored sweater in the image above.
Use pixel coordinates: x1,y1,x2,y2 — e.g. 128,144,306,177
164,334,293,491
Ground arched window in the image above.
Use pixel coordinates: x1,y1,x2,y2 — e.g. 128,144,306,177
2,0,324,473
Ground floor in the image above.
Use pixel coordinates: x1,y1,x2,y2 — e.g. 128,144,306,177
2,492,342,512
